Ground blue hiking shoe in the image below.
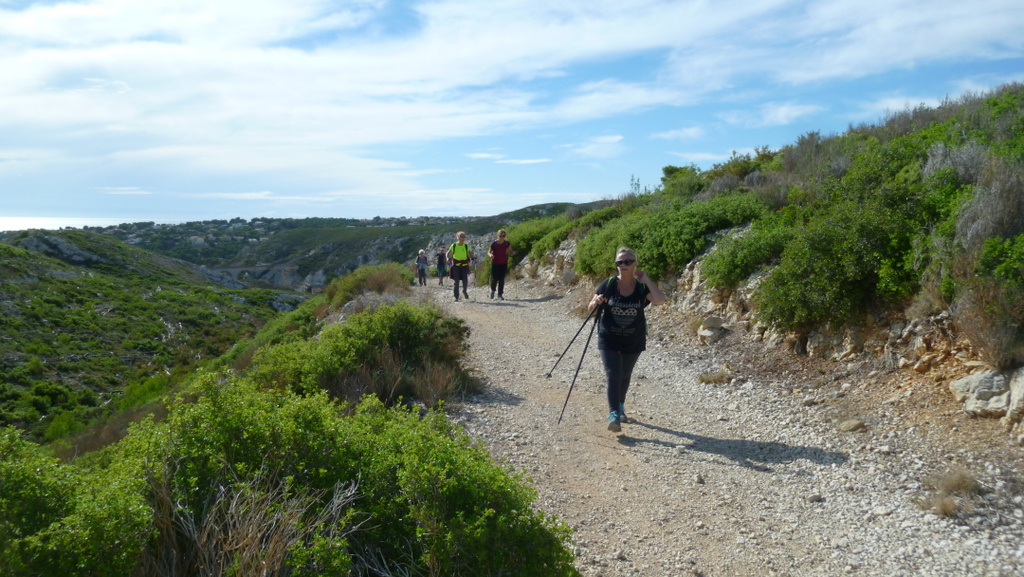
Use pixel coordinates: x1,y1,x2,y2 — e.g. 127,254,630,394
607,411,621,432
618,403,630,424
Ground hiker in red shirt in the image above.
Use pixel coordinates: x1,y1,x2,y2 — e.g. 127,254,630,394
487,229,514,300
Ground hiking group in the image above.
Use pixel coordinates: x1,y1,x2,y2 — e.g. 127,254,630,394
414,238,665,434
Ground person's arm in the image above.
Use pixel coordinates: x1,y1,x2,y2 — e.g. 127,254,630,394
588,279,609,314
636,270,666,305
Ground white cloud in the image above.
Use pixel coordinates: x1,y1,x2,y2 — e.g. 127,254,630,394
668,151,731,164
2,0,1024,221
851,95,944,122
496,158,551,164
565,135,625,159
652,127,704,140
98,186,151,195
777,0,1024,83
721,102,824,127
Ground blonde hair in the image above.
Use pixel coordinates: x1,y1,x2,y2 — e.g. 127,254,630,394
498,229,507,237
616,246,637,260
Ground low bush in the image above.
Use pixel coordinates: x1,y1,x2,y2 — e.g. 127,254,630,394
979,233,1024,285
325,263,414,310
506,214,570,262
1,382,579,576
703,210,797,289
247,300,473,406
755,201,904,330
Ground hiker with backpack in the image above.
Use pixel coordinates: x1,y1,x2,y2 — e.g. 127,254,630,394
587,247,666,432
487,229,514,300
436,244,448,285
416,250,429,286
447,231,473,301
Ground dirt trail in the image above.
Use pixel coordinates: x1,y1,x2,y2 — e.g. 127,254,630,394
427,279,1024,577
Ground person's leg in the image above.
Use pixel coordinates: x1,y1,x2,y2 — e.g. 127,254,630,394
600,348,623,413
600,348,624,431
495,264,507,297
490,266,497,297
453,268,461,299
618,352,641,402
617,351,642,422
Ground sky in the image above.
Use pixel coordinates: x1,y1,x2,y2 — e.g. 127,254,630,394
2,0,1024,232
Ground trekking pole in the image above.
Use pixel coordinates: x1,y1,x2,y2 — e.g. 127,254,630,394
557,311,599,424
545,305,598,378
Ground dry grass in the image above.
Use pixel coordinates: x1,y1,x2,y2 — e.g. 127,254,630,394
323,345,477,411
412,360,462,409
698,367,733,385
139,464,358,577
951,270,1024,369
916,468,984,517
956,155,1024,252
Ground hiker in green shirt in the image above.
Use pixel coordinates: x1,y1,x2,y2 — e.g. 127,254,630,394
447,231,474,301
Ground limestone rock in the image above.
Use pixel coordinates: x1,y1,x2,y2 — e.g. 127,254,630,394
949,370,1011,417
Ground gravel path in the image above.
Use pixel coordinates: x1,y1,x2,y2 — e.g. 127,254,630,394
427,279,1024,577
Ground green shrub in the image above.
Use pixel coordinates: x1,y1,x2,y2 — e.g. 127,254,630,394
8,377,578,577
526,202,650,262
506,214,570,261
703,211,797,289
0,427,80,555
214,297,324,372
574,212,650,277
325,263,414,310
641,193,767,278
659,164,706,201
530,221,575,260
980,233,1024,285
755,201,903,329
247,301,472,404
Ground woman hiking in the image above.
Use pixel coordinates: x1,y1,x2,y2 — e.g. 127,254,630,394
587,247,666,432
415,249,429,286
488,229,514,300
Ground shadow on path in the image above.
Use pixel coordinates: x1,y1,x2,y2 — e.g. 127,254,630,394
622,420,849,473
514,295,563,303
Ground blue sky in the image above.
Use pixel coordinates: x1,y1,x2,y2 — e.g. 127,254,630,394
2,0,1023,232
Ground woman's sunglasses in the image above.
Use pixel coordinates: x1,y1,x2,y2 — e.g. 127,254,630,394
615,259,636,266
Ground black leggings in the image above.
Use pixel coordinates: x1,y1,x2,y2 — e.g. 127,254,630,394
599,349,642,412
490,263,508,296
451,266,469,297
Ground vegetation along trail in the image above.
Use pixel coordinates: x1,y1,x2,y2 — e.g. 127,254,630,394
429,278,1024,577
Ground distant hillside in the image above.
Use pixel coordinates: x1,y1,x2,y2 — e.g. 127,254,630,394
0,229,302,443
32,203,604,290
0,202,616,442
